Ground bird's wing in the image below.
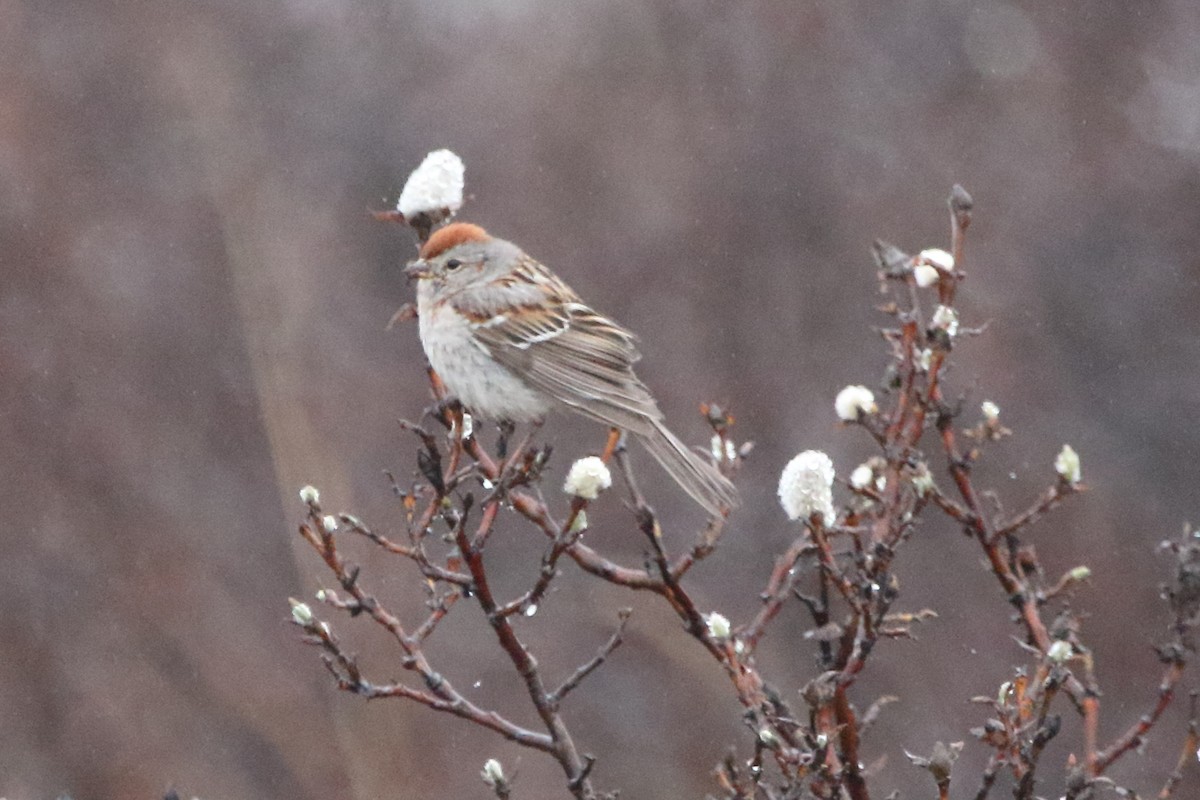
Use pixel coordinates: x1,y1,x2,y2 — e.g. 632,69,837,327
450,266,661,430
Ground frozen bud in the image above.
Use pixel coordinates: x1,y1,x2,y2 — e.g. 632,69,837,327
567,510,589,534
480,758,505,788
981,401,1000,422
910,463,934,497
758,728,781,748
931,305,960,337
778,450,836,521
299,485,320,505
705,611,732,640
849,463,875,491
1046,640,1073,663
913,264,940,288
397,149,465,219
563,456,612,500
1067,566,1092,582
289,598,313,625
321,515,338,534
1055,444,1081,485
835,385,878,421
918,248,955,271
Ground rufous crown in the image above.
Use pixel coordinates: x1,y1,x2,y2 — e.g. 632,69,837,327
419,222,490,260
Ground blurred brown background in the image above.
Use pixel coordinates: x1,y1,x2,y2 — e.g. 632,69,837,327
4,1,1200,798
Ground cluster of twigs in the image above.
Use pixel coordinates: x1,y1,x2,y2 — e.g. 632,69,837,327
290,187,1199,799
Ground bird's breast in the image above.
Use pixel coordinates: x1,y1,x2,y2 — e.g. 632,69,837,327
417,296,551,422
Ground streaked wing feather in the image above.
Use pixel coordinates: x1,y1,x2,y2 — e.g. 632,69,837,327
452,274,659,431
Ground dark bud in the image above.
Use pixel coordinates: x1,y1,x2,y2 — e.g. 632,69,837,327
418,448,445,494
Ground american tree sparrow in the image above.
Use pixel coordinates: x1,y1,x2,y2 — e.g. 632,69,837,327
405,223,739,515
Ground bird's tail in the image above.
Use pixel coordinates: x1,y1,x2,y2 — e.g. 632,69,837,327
638,419,740,516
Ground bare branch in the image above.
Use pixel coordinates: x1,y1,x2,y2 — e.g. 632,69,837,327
549,609,633,707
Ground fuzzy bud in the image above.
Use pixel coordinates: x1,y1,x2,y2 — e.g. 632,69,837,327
398,149,465,219
916,348,933,372
563,456,612,500
913,264,940,288
1067,566,1092,582
480,758,505,788
299,485,320,505
758,728,781,748
1055,444,1081,485
1046,640,1073,663
835,385,877,421
849,463,875,491
910,463,935,497
918,248,955,271
567,510,589,534
289,598,313,625
705,612,732,640
931,305,960,337
778,450,836,521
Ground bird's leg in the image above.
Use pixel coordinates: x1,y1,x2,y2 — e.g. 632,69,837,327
496,420,516,460
600,428,624,463
427,367,450,401
422,368,460,428
423,397,462,431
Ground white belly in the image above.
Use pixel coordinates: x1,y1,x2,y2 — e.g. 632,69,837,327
418,293,552,422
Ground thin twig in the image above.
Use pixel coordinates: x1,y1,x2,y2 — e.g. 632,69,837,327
453,498,598,800
549,609,633,707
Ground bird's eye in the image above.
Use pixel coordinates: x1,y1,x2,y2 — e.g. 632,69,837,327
445,258,463,271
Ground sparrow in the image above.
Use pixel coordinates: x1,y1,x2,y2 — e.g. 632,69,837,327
405,222,738,515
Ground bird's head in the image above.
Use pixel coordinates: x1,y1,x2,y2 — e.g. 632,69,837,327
405,222,520,289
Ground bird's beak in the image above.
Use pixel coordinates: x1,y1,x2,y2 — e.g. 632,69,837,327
404,259,431,280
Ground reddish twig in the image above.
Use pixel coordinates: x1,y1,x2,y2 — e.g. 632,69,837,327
453,498,598,800
295,508,551,751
